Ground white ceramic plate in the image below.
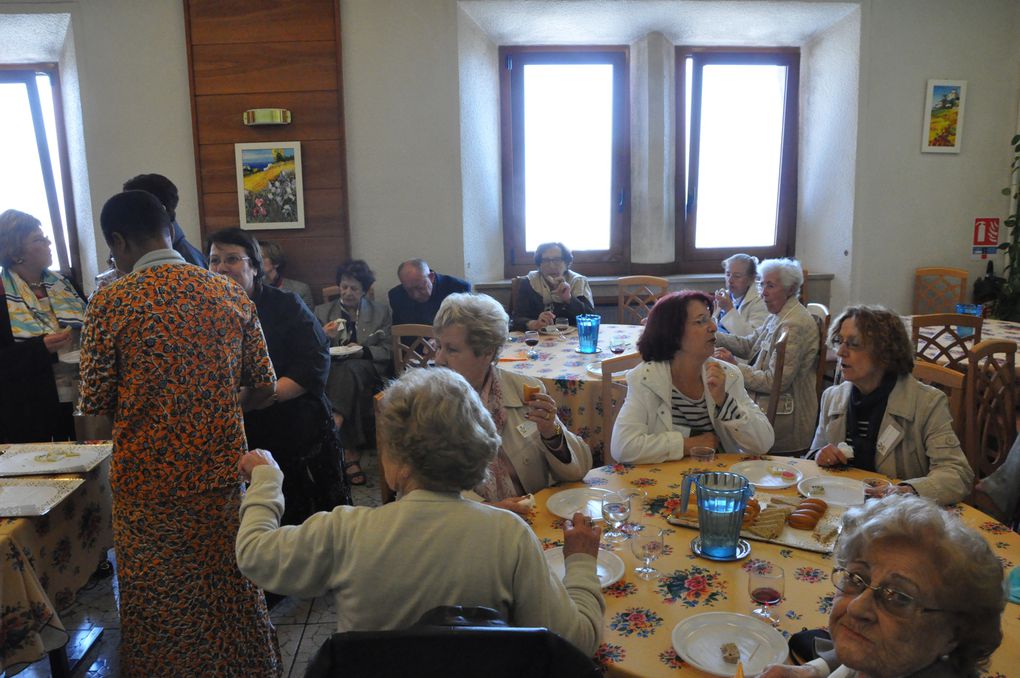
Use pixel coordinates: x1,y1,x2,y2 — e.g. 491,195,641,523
0,477,85,517
329,344,363,358
797,476,866,507
729,460,803,489
543,546,625,589
671,612,788,677
546,487,613,520
541,326,576,335
584,361,630,380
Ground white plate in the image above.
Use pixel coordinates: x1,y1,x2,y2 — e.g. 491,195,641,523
729,460,803,489
0,442,112,476
541,326,576,335
58,349,81,364
0,477,85,517
584,361,630,380
797,476,866,507
543,546,625,589
546,487,613,519
671,612,788,677
329,344,362,358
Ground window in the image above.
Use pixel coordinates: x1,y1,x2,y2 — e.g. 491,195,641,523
499,47,630,277
676,48,799,271
0,65,78,275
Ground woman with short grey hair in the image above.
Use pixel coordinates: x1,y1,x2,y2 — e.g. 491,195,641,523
758,257,804,299
434,293,592,514
236,367,606,656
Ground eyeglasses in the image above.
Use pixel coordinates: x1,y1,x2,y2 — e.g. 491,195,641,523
831,567,949,618
209,255,251,267
830,335,865,351
540,257,565,265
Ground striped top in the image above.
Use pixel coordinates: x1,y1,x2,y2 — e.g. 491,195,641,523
670,388,738,433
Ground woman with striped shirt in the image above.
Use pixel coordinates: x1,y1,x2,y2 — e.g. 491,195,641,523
611,290,774,463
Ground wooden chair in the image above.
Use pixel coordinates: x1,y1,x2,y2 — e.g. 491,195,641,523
617,275,669,325
913,267,968,315
375,391,396,505
509,276,524,318
765,329,789,426
911,313,983,372
322,285,341,303
964,339,1017,490
600,352,643,464
806,302,830,401
912,361,966,439
391,324,436,375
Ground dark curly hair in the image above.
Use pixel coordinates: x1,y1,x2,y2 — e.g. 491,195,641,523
335,259,375,292
637,290,714,362
205,228,265,294
830,305,914,377
534,242,574,268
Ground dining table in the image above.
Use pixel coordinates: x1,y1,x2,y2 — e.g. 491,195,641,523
530,453,1020,677
501,323,645,465
902,315,1020,365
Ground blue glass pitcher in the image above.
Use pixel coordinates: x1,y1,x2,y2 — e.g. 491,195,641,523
680,472,753,559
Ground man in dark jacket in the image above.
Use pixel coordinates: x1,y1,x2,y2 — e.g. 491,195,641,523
122,173,207,267
388,258,470,325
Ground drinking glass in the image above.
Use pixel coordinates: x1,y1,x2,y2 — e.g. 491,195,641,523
601,491,631,547
609,337,627,354
555,316,570,332
524,331,540,359
749,564,784,624
630,524,664,580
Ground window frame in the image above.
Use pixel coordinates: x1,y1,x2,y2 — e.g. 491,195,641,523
498,45,631,278
0,64,80,282
674,47,799,273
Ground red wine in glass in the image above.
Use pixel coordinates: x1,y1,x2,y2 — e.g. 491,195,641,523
525,338,539,348
751,586,782,605
610,345,626,354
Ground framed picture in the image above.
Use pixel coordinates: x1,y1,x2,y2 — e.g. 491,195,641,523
921,79,966,154
234,141,305,229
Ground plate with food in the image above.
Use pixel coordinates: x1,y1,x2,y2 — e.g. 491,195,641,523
797,476,865,507
0,442,112,476
729,460,803,489
671,611,788,677
328,344,363,358
543,546,624,589
584,361,631,380
545,487,613,520
541,325,576,336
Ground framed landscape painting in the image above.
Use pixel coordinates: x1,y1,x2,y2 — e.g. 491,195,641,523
235,141,305,229
921,80,966,154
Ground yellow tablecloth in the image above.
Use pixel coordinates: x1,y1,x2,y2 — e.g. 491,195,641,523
0,459,113,676
502,324,644,464
531,454,1020,677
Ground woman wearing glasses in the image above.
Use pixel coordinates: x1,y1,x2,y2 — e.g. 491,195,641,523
811,305,972,505
758,494,1004,678
511,242,594,332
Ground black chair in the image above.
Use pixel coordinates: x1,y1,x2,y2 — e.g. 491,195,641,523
304,606,600,678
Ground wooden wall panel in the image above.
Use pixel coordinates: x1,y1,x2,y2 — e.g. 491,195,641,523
202,188,346,233
193,92,341,144
188,0,337,45
191,42,338,95
199,140,343,193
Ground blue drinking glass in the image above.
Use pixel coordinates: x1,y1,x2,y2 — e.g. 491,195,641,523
576,314,601,354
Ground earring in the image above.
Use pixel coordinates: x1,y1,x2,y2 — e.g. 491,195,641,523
14,258,24,264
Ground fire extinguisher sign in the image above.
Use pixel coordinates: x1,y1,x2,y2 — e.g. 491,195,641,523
972,218,1000,259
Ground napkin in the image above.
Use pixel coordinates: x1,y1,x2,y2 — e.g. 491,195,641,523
1009,566,1020,604
837,442,855,460
498,352,529,362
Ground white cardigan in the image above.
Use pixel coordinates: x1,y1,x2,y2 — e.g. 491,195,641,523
611,359,775,463
715,284,769,337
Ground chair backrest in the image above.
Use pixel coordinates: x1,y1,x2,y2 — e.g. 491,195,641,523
913,267,968,315
509,276,524,318
910,312,982,372
806,302,830,401
765,329,789,426
912,361,966,438
600,352,643,464
374,392,395,505
323,285,341,303
391,324,436,375
965,339,1017,483
617,275,669,325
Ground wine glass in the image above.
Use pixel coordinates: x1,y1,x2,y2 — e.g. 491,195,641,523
601,491,631,547
749,564,784,625
524,331,540,359
555,316,570,332
609,337,627,354
629,524,663,580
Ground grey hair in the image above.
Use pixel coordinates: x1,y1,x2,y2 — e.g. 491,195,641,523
758,257,803,297
722,253,758,279
0,209,42,268
377,367,499,492
836,494,1004,676
397,258,430,278
433,293,508,360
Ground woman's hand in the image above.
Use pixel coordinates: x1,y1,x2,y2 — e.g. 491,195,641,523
713,347,736,364
714,289,734,312
43,329,72,354
705,361,727,407
551,278,571,303
815,443,848,467
528,311,556,330
525,392,560,438
753,664,823,678
323,318,345,340
490,496,533,515
239,448,279,482
563,511,601,558
685,432,720,453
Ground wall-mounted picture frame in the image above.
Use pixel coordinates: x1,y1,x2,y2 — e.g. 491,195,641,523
235,141,305,229
921,79,966,154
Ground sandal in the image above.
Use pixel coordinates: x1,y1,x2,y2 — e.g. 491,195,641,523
344,459,367,486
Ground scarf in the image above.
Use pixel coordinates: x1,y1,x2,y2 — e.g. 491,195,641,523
2,268,85,339
525,269,591,308
846,372,898,471
473,365,525,502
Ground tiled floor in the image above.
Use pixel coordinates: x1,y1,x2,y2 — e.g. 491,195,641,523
14,450,382,678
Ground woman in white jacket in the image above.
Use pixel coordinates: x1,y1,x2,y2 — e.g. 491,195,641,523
611,291,774,463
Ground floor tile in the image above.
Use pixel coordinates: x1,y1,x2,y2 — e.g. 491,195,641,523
275,622,306,677
270,596,312,625
306,595,337,625
288,623,335,678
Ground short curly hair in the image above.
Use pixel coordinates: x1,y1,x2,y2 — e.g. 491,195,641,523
335,259,375,292
830,305,914,376
0,210,42,268
637,290,714,362
433,293,508,360
534,242,574,268
377,367,500,491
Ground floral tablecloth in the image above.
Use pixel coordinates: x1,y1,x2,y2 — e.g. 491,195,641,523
530,454,1020,677
0,459,113,676
502,324,645,465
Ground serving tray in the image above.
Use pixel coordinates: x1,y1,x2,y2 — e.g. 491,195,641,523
0,477,85,517
0,442,112,476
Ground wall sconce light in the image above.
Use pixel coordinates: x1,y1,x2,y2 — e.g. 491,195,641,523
242,109,292,126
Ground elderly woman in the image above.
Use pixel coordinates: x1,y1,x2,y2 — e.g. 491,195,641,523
434,293,592,513
714,257,818,453
511,242,594,332
612,291,773,463
0,209,86,442
757,494,1004,678
236,367,605,655
208,228,349,524
314,260,392,485
258,240,314,309
810,305,973,505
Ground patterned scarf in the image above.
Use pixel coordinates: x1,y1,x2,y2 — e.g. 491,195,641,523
473,365,525,502
2,268,85,339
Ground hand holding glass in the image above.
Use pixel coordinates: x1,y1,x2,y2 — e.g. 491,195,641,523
630,525,664,580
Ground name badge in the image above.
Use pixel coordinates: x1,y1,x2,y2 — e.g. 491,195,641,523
876,425,899,456
517,421,539,438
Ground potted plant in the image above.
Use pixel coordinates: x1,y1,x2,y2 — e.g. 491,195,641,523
993,134,1020,320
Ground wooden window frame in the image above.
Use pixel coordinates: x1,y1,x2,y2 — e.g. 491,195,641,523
498,46,631,278
674,47,799,273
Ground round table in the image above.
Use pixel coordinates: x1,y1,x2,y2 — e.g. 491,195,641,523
530,454,1020,677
